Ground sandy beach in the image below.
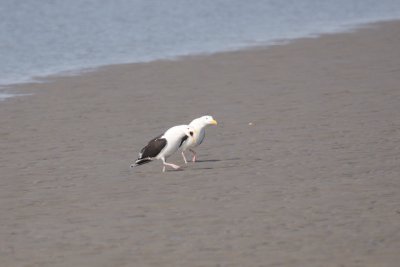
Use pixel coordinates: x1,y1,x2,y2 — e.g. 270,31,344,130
1,21,400,266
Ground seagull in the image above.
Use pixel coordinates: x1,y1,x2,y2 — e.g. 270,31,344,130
131,125,195,172
181,115,218,163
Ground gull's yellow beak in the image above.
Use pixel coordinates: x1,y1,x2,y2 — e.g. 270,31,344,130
211,119,218,125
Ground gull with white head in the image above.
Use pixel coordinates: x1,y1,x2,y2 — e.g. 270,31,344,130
180,115,218,163
132,125,195,172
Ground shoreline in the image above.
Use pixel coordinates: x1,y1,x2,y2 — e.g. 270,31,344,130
1,19,398,101
1,20,400,266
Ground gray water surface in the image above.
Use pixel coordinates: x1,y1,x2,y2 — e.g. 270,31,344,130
1,0,400,99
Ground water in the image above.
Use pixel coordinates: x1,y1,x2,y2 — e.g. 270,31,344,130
1,0,400,100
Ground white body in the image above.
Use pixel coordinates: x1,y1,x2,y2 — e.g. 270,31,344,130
156,125,192,159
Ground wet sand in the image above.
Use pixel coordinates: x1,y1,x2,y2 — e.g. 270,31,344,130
1,21,400,266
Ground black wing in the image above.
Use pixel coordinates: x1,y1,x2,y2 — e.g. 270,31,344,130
138,136,167,159
179,135,188,148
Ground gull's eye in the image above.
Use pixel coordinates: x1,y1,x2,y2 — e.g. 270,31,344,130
190,131,194,136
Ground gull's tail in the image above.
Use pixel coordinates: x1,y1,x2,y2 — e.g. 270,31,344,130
130,157,152,168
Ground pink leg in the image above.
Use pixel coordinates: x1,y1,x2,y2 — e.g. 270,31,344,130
189,149,197,162
181,151,188,164
161,158,181,172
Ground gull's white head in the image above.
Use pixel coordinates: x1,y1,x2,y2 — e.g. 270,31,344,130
192,115,218,127
181,125,196,145
166,125,195,143
183,125,195,138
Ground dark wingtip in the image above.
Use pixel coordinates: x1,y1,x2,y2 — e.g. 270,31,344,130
133,158,152,167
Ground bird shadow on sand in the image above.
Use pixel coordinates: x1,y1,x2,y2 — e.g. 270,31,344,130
193,159,221,163
193,157,240,163
191,167,214,170
166,168,185,172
